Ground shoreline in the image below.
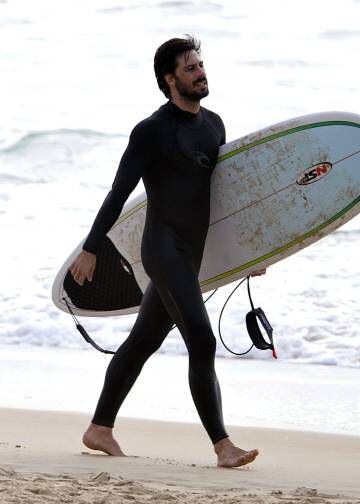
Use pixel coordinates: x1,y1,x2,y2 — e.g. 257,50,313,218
1,345,359,436
1,408,359,502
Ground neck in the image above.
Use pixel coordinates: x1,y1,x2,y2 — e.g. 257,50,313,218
170,95,200,114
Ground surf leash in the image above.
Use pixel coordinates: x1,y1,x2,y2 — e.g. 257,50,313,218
63,276,276,358
63,288,219,354
218,276,277,358
63,297,115,354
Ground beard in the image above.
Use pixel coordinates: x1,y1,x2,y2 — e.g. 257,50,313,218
174,76,209,102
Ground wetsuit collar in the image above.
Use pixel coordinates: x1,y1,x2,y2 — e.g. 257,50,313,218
167,100,203,128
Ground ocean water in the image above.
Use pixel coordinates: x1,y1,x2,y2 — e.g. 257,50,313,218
1,347,359,435
1,0,360,368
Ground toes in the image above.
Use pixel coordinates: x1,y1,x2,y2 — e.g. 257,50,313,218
218,448,259,468
238,450,258,466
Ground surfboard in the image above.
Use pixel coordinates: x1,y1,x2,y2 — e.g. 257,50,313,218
52,111,360,317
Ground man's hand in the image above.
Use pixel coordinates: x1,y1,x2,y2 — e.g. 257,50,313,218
249,268,267,277
69,250,96,286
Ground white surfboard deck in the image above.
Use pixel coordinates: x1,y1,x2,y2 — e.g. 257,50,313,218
52,111,360,317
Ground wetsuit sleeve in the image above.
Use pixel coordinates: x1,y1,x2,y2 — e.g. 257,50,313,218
83,121,156,254
219,116,226,145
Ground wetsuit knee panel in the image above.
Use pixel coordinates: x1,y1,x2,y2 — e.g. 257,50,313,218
184,323,217,358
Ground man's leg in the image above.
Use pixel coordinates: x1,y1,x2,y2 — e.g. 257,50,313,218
83,281,173,455
150,257,259,467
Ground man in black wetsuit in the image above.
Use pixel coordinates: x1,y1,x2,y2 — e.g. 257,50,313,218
69,36,265,467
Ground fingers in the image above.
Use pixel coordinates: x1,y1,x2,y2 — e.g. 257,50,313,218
69,262,90,286
68,251,97,286
71,267,86,286
250,268,267,277
87,261,96,282
75,274,86,286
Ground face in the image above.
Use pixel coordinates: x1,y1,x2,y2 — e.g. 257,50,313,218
167,50,209,102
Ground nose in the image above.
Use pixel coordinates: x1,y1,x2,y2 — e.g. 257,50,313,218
197,65,206,78
195,67,206,83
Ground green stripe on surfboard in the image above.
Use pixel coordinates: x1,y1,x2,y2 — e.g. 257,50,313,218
199,194,360,288
112,120,360,228
217,120,360,163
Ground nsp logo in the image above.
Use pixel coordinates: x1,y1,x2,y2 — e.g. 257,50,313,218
296,162,332,185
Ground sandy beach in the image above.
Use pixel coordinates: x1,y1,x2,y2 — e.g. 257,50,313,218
1,408,359,503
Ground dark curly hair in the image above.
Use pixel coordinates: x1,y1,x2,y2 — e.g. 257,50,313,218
154,35,201,98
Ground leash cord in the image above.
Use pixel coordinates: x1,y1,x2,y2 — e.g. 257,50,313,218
64,277,254,356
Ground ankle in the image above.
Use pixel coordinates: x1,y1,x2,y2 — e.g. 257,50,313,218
214,436,232,454
88,423,114,435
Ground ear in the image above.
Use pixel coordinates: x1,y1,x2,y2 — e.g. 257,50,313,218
164,73,175,88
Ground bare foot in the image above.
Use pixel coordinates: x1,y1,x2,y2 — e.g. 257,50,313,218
214,437,259,468
82,423,126,456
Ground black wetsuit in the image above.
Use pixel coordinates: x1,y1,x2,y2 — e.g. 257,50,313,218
83,101,228,444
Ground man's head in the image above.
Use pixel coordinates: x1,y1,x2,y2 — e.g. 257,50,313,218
154,35,209,103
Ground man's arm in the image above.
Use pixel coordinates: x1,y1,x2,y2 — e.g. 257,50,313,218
219,117,226,146
83,120,156,254
69,119,157,286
